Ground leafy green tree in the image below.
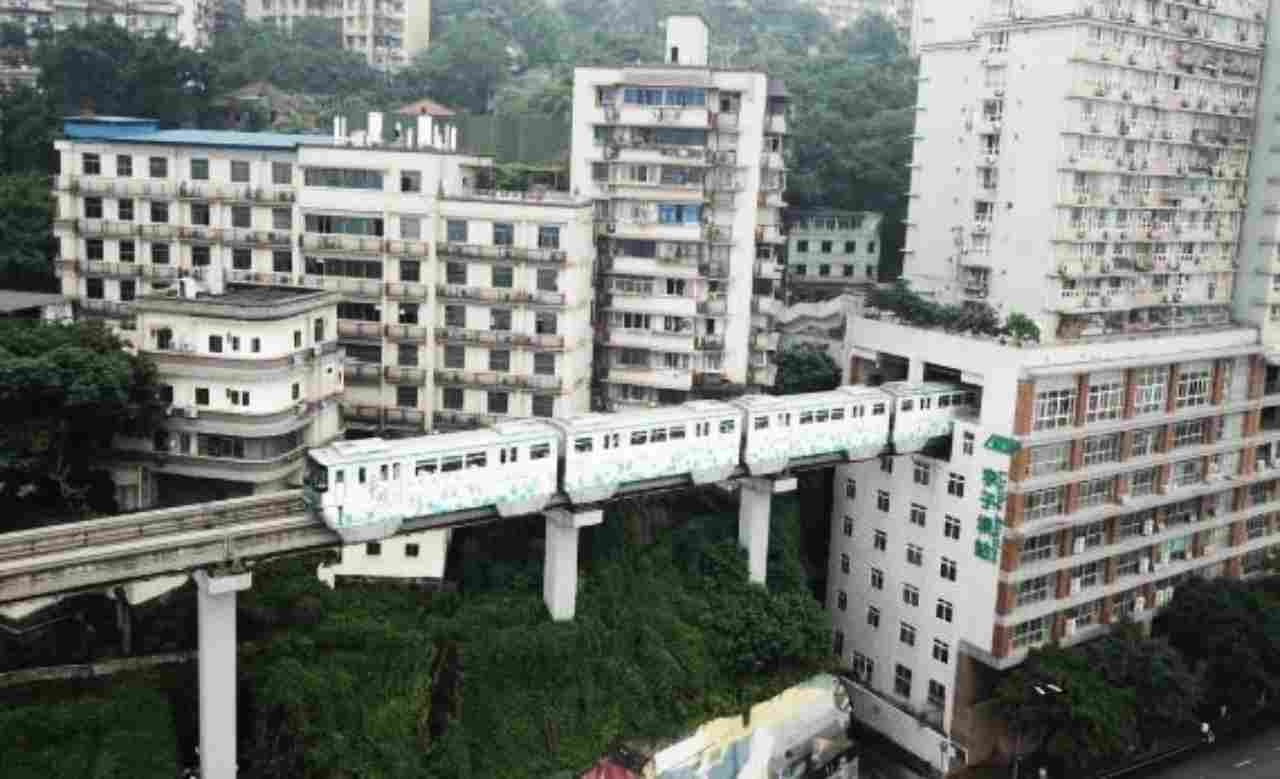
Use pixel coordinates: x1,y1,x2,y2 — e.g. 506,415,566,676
206,21,381,98
0,21,27,50
398,19,512,113
995,644,1138,771
0,320,161,522
0,86,56,175
774,344,840,395
1084,622,1201,749
0,174,57,290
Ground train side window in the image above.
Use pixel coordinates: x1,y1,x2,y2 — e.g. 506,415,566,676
799,411,814,425
831,408,846,421
575,437,593,453
358,467,367,484
651,428,668,443
531,443,551,460
416,460,437,475
465,452,487,469
610,433,620,447
778,412,791,426
872,402,886,415
815,409,829,423
938,394,952,408
755,416,769,430
441,456,463,473
920,397,932,410
334,470,345,485
631,431,648,445
380,464,389,481
901,399,914,412
500,447,518,464
669,426,687,440
392,463,401,479
510,447,518,463
719,419,735,434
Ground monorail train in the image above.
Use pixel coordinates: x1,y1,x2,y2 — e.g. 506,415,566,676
303,383,977,543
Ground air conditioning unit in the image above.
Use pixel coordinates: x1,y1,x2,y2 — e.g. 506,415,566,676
1142,519,1155,536
1141,557,1152,573
1070,577,1082,595
1202,544,1215,555
1135,595,1146,612
1073,537,1086,554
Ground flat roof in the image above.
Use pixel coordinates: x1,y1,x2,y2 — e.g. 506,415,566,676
91,128,334,150
0,290,65,313
133,285,338,320
730,386,888,411
880,381,968,398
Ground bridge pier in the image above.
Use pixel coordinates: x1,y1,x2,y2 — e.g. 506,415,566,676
738,476,797,585
194,569,252,779
543,508,603,622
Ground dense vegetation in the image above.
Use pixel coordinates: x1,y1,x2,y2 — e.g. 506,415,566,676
0,320,161,524
868,280,1042,344
997,571,1280,774
774,344,841,395
236,497,829,778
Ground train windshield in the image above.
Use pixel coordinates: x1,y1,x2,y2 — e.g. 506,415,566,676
304,457,328,492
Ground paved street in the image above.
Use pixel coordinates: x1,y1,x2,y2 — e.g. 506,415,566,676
1143,722,1280,779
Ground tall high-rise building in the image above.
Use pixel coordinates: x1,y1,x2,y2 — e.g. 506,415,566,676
242,0,430,70
571,15,788,409
826,0,1280,773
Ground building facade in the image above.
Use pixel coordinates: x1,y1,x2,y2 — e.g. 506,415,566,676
0,0,183,39
243,0,430,70
902,0,1264,344
571,15,787,409
114,277,343,508
785,210,881,302
52,113,594,442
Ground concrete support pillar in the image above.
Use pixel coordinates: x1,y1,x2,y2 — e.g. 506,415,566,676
543,508,602,622
194,569,252,779
907,358,925,384
738,476,796,585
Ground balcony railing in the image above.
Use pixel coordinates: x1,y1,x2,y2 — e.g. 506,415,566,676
385,323,429,341
448,187,581,206
301,234,385,254
384,366,427,384
434,369,562,392
434,327,566,350
344,362,382,383
337,320,383,339
341,402,426,428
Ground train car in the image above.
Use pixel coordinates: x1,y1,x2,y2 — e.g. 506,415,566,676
733,386,894,476
550,401,742,504
882,382,978,455
303,421,561,543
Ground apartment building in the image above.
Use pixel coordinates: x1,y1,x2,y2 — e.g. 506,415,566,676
903,0,1264,343
53,113,594,440
785,209,882,302
243,0,430,70
0,0,182,39
571,15,787,409
826,0,1280,772
113,276,343,508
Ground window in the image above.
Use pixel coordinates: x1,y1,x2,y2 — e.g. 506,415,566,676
84,197,103,219
910,504,927,527
1082,434,1121,466
880,456,893,473
270,207,291,231
843,516,854,537
291,382,301,401
867,605,880,628
538,225,560,249
116,155,131,177
191,202,210,225
894,664,913,698
447,220,468,243
400,170,421,192
873,529,887,551
1029,443,1070,477
492,265,513,288
86,239,103,260
1176,366,1212,409
931,640,951,665
366,542,381,556
939,557,957,581
444,345,465,369
272,162,292,185
1034,387,1076,431
303,167,383,190
1011,617,1048,650
1077,477,1113,508
208,335,224,353
963,431,975,456
936,598,954,623
914,461,930,485
148,156,167,178
442,387,463,410
273,250,291,273
1020,533,1055,564
405,543,420,558
845,478,856,499
489,349,510,372
947,473,965,498
231,161,250,183
927,680,946,709
870,567,884,590
853,652,874,683
119,240,135,262
397,385,419,408
85,277,103,299
147,202,169,225
233,248,251,270
1172,419,1206,448
491,309,512,331
191,158,209,180
1130,428,1159,458
906,544,923,566
488,391,509,414
877,490,890,512
191,245,210,266
899,622,916,647
444,305,465,328
534,353,555,376
82,153,100,175
1025,486,1064,520
1172,458,1202,487
195,387,209,406
231,205,251,228
118,198,134,221
1086,379,1123,423
493,222,514,246
1016,575,1050,607
840,553,850,574
836,590,847,611
903,584,920,606
151,244,170,264
944,515,961,540
821,240,833,253
119,280,135,301
1134,367,1166,414
833,629,844,658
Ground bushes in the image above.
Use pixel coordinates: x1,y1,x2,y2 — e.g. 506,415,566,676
867,280,1040,343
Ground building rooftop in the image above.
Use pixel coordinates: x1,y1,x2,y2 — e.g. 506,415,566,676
0,290,66,314
133,284,338,320
72,126,334,150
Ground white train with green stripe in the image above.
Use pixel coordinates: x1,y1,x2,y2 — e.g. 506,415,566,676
303,384,976,542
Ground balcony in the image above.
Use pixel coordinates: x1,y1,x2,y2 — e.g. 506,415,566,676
385,323,428,341
344,361,382,383
606,364,693,391
608,292,697,318
226,229,292,248
384,366,427,385
337,320,383,340
755,224,784,244
699,262,730,279
752,296,782,317
750,364,778,386
607,328,696,352
385,238,429,257
385,281,429,300
434,327,567,351
75,219,137,238
434,369,561,392
447,187,581,206
613,104,711,130
341,402,426,429
79,298,132,318
698,297,728,316
755,259,783,279
301,234,385,254
764,113,787,134
696,334,726,352
84,260,142,278
140,264,178,281
752,331,780,351
438,242,568,265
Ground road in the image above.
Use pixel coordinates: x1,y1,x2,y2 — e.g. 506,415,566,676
1143,721,1280,779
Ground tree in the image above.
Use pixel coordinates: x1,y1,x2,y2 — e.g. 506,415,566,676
774,344,840,395
0,86,57,175
0,320,162,523
398,19,513,114
995,644,1138,772
0,175,57,291
0,21,27,51
1083,622,1201,749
